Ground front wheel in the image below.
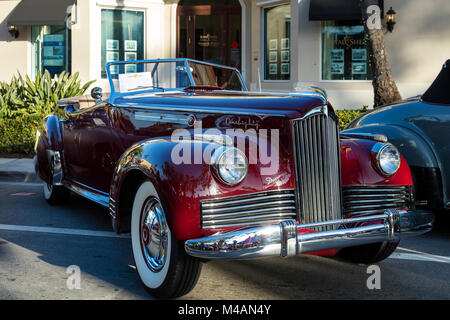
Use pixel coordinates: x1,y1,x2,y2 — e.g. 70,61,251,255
337,240,399,264
131,181,202,299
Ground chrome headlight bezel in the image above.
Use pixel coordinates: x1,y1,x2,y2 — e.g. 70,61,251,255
371,142,401,176
210,146,248,186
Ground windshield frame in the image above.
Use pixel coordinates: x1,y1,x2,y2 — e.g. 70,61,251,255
106,58,247,99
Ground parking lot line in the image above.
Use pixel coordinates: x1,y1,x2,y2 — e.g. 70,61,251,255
389,247,450,264
0,224,130,239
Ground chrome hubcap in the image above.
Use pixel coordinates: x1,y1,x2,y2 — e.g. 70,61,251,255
140,198,169,272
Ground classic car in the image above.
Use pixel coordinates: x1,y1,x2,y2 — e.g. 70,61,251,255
343,60,450,213
35,58,434,299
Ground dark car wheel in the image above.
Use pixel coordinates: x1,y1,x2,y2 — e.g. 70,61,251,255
337,240,399,264
131,181,202,299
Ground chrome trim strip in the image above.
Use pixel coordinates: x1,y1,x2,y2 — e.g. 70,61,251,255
65,181,109,208
185,209,434,260
117,104,286,119
202,200,296,214
201,192,295,208
203,212,297,225
340,132,388,143
200,190,296,229
135,112,190,124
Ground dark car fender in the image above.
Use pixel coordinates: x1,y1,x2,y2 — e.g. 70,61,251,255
35,115,64,184
342,124,444,208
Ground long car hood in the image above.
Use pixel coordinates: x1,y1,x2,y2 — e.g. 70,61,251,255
111,90,329,119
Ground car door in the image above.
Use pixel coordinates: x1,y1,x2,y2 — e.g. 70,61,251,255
63,103,120,193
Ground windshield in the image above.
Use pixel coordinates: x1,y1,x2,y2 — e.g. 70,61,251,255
106,59,245,95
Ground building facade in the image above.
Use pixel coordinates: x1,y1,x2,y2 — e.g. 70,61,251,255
1,0,450,109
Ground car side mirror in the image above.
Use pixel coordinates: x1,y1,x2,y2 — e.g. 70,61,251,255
91,87,103,101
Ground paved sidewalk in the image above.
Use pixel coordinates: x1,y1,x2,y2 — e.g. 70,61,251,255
0,157,40,182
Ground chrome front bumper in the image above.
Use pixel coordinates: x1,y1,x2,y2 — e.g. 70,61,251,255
184,209,434,260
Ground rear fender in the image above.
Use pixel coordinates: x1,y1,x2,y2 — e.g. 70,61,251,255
35,115,64,183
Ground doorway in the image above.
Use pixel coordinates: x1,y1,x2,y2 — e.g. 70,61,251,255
177,0,242,70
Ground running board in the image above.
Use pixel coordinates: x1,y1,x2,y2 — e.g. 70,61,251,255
65,180,109,208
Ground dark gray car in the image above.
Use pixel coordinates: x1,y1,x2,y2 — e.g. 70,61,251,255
343,60,450,212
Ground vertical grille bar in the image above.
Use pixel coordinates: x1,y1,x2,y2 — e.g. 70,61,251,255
292,109,343,230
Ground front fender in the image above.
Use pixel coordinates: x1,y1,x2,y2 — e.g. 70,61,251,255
340,136,413,187
342,124,445,208
109,137,273,240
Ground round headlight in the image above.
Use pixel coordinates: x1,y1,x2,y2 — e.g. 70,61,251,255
211,147,248,186
374,143,401,176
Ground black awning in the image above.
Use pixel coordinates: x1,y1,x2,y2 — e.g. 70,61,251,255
309,0,384,21
7,0,76,26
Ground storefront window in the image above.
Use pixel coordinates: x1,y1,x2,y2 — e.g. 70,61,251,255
101,9,144,79
322,21,373,80
263,4,291,81
31,25,71,78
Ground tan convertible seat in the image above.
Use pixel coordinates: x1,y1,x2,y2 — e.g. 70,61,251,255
57,93,111,109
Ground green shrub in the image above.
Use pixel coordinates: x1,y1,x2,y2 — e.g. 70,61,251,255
0,71,95,155
0,116,41,155
336,107,368,130
0,70,95,119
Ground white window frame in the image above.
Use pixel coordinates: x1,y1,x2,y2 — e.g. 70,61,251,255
319,21,372,83
259,1,291,83
92,1,148,82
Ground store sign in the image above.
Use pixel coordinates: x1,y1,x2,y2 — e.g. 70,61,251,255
333,35,364,49
198,34,219,48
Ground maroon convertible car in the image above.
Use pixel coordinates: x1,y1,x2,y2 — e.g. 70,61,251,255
35,59,433,298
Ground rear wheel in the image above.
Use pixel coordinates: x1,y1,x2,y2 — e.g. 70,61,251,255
131,181,202,299
337,240,399,264
43,154,69,205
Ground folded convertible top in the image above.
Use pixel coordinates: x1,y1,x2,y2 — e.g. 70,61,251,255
422,60,450,104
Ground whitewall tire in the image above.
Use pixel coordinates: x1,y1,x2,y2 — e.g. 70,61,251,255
131,181,202,299
43,154,69,205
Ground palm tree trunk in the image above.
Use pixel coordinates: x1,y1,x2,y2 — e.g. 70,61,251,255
361,0,402,107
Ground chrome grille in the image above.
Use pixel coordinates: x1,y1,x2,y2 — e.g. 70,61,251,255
200,190,296,229
343,185,412,216
291,109,343,229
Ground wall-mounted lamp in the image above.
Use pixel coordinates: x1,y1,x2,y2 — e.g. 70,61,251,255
8,25,19,39
386,7,397,32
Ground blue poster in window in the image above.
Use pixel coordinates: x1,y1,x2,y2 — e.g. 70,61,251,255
43,34,64,67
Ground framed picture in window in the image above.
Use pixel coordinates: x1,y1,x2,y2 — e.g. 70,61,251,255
352,62,367,74
125,52,137,61
352,49,367,61
125,40,137,51
106,40,119,51
281,63,290,75
281,50,290,62
106,51,119,62
269,63,278,75
281,38,289,50
331,49,344,62
269,51,277,63
125,64,137,74
330,62,344,75
269,39,277,51
109,64,119,75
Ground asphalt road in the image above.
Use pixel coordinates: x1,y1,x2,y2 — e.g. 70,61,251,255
0,179,449,300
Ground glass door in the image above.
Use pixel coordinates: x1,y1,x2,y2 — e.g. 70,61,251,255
177,1,241,70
